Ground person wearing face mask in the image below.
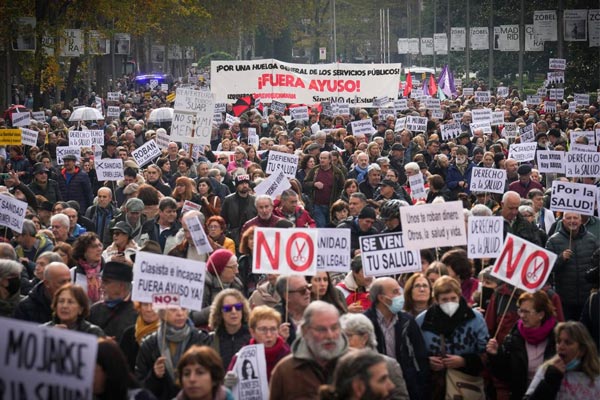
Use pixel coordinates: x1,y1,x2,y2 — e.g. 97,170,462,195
416,276,489,400
0,259,24,317
524,321,600,399
445,145,474,200
364,277,430,400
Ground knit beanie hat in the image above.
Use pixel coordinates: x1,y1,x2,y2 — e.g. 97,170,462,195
207,249,235,276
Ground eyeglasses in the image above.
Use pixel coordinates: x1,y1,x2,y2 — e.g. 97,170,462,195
207,225,221,230
310,324,341,335
222,303,243,313
413,284,429,290
225,263,238,270
255,326,278,334
289,285,311,294
517,308,536,316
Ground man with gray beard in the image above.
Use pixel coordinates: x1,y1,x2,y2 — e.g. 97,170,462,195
269,301,349,399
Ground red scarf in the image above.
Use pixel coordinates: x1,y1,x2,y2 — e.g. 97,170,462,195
518,316,556,345
249,336,290,380
78,259,102,303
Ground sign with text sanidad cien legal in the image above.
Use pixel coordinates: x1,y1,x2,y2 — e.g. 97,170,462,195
253,228,318,276
536,150,565,174
211,59,402,107
399,201,467,251
0,194,27,233
232,344,269,400
468,216,504,259
95,158,124,181
265,150,299,179
565,152,600,178
491,234,557,292
469,167,506,194
508,142,537,162
316,228,351,273
359,232,421,277
55,146,81,165
132,251,206,311
550,181,597,216
0,317,98,400
131,139,161,167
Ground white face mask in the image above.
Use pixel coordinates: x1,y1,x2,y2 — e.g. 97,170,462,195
439,301,460,317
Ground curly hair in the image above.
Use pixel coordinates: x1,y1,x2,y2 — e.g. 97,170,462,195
71,232,101,261
208,288,250,331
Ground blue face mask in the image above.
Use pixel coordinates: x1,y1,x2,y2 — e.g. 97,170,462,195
385,295,404,314
105,298,124,309
566,358,581,371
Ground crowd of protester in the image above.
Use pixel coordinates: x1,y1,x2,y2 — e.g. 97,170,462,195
0,75,599,400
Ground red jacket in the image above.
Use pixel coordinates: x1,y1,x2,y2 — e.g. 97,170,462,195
272,200,316,228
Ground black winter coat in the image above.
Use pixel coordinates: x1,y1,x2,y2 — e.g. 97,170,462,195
12,281,53,323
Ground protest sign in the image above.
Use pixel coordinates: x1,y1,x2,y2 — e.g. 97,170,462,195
56,146,81,164
253,170,291,198
399,201,467,250
20,128,38,146
253,228,318,276
408,174,426,200
525,25,544,51
533,10,558,41
95,158,124,181
289,106,309,121
351,119,376,136
471,27,489,50
469,121,492,134
265,151,299,179
536,150,565,174
568,101,577,113
68,130,101,147
331,102,350,116
550,181,597,216
570,143,597,153
544,101,556,113
431,109,444,120
547,71,564,84
184,215,213,254
397,38,409,54
549,88,564,100
132,252,206,311
410,88,424,99
462,88,474,97
379,107,396,119
373,96,391,108
0,317,98,400
491,234,557,292
434,33,448,54
590,9,600,46
564,9,588,42
496,87,509,97
316,229,351,273
61,29,84,57
549,58,566,70
469,167,506,194
468,216,504,259
502,122,519,138
270,100,286,114
155,129,170,149
565,152,600,177
408,38,420,54
0,194,27,233
394,99,408,110
570,130,596,146
225,113,239,127
574,93,590,107
425,98,441,110
12,112,30,127
406,116,428,132
359,232,421,277
106,106,120,117
211,59,402,107
519,124,535,143
181,200,201,215
131,139,161,167
420,37,434,55
495,25,520,51
451,27,466,50
526,95,542,105
508,142,537,162
31,111,45,121
107,92,120,101
474,91,491,103
231,344,269,400
152,293,180,309
440,122,461,140
491,111,505,126
452,112,464,123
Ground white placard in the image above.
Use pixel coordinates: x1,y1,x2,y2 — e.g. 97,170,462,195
545,101,556,113
451,27,466,50
316,228,351,273
570,143,597,153
0,317,98,400
107,92,120,101
265,151,299,179
536,150,565,174
132,252,206,311
564,9,588,42
0,194,27,233
574,93,590,106
508,142,537,162
469,121,492,134
502,122,519,138
331,102,350,116
184,215,213,254
434,33,448,54
440,122,461,140
131,139,161,167
420,37,434,55
406,116,428,132
31,111,45,121
550,181,597,216
394,117,407,132
373,96,392,108
397,38,409,54
431,109,444,120
474,91,491,103
472,108,492,124
525,24,545,51
20,128,38,146
253,170,291,198
471,27,489,50
491,234,557,293
399,201,467,250
570,130,597,146
519,124,535,143
155,130,170,149
270,101,286,114
590,9,600,47
408,174,426,200
425,98,441,110
468,216,504,259
565,152,600,177
526,95,542,105
533,10,558,41
289,106,309,121
496,25,520,51
491,111,505,126
452,112,464,123
469,167,507,194
231,344,269,400
408,38,420,54
106,106,120,117
12,112,30,127
68,130,104,147
181,200,201,216
359,232,422,277
56,146,81,165
394,99,408,110
351,118,376,136
496,87,509,98
253,228,318,276
95,158,124,181
549,58,566,70
61,29,84,57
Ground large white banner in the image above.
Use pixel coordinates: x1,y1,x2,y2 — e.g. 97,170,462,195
397,38,409,54
359,232,421,277
525,25,545,51
61,29,84,57
533,10,558,41
211,59,401,106
495,25,520,51
471,27,489,50
421,38,434,55
434,33,448,54
564,9,588,42
451,27,466,50
0,317,98,400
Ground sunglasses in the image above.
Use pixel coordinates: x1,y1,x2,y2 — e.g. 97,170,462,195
222,303,243,313
289,285,311,294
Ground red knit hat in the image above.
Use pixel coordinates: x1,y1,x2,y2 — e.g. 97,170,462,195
207,249,235,276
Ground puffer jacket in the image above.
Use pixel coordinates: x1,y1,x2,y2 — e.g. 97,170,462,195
545,225,598,307
57,167,94,211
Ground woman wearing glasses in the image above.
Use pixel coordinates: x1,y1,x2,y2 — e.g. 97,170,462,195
486,291,558,400
207,289,251,368
402,273,433,317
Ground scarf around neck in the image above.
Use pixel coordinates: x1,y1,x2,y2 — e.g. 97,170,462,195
78,259,102,303
518,316,556,345
354,164,369,182
158,321,192,381
135,315,160,344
